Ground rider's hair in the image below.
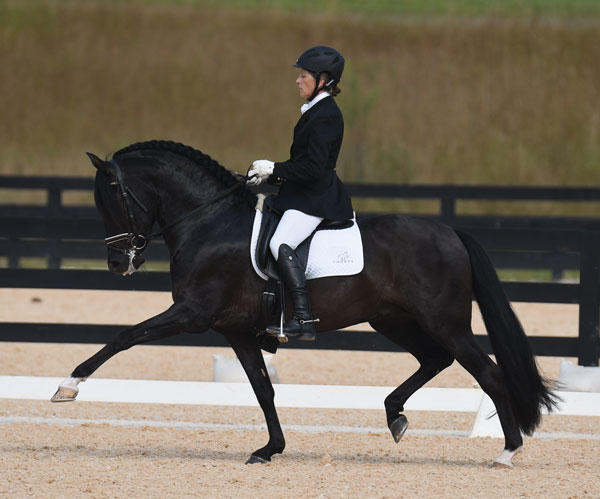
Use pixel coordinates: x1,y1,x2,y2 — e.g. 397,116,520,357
320,71,341,97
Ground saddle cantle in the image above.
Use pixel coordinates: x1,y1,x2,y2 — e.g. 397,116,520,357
255,195,354,280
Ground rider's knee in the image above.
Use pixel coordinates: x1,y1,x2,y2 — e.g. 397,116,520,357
270,239,295,261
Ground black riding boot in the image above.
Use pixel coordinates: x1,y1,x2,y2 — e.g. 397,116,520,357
266,244,318,341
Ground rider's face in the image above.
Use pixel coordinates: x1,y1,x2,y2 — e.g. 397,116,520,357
296,69,319,100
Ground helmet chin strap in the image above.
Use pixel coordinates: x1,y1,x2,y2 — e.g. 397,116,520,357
307,73,326,102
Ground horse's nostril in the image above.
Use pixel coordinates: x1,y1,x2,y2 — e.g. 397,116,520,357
109,260,121,271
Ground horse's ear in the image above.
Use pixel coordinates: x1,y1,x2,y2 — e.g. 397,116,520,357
86,152,116,180
86,152,108,170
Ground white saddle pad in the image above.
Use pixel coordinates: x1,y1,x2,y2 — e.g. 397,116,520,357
250,209,364,281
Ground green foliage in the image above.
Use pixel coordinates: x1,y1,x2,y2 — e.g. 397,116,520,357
55,0,600,16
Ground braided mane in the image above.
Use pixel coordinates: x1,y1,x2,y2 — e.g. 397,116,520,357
113,140,257,207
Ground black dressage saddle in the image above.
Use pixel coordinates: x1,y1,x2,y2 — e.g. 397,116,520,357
255,195,353,280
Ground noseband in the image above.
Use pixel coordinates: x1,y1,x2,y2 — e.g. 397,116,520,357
104,158,244,260
104,159,151,257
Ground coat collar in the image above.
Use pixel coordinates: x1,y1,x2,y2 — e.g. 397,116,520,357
300,92,331,115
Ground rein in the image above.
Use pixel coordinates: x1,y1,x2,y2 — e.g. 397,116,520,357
104,158,246,256
146,179,243,241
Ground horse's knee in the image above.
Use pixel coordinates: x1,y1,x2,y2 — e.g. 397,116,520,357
432,351,454,372
417,351,454,376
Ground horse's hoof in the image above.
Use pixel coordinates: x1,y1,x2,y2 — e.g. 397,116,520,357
50,386,78,403
389,414,409,443
245,455,270,465
491,446,522,469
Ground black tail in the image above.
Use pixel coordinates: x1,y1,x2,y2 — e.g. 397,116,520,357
456,230,559,435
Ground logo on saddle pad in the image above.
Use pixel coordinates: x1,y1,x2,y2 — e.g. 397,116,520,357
333,251,354,265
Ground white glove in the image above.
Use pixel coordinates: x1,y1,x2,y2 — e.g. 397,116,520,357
247,160,274,185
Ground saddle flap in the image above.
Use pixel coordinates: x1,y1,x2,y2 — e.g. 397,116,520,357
256,197,281,271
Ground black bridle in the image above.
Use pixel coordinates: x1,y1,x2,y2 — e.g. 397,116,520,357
104,158,245,258
103,159,151,255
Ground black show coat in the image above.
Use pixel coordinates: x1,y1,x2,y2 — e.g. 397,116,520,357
270,96,353,221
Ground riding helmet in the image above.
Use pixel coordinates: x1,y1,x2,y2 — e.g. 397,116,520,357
294,46,345,86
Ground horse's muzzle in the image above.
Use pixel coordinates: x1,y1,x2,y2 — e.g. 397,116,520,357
132,253,145,270
107,249,145,275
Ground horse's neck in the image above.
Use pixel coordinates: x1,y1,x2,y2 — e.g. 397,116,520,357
152,165,252,251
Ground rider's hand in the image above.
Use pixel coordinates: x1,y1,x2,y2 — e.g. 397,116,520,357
247,160,274,185
246,175,263,186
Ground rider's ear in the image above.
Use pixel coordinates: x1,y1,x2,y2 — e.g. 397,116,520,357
86,152,116,181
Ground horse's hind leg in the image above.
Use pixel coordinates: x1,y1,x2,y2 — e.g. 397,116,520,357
51,302,204,402
448,333,524,465
370,319,454,443
225,332,285,464
421,317,523,465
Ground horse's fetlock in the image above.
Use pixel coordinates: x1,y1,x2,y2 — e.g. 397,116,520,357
384,396,403,417
383,396,393,410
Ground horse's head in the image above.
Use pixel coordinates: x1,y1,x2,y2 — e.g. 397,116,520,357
87,152,155,275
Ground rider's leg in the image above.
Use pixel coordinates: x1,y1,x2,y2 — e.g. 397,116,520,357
267,210,322,341
268,209,323,260
267,244,317,340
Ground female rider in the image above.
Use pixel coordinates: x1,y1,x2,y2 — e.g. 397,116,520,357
248,45,353,341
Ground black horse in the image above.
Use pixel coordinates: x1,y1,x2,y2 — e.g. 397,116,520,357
51,140,556,467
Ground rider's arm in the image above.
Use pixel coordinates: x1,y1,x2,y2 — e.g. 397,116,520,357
271,116,342,184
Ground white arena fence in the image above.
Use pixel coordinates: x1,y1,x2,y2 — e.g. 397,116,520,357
1,375,599,438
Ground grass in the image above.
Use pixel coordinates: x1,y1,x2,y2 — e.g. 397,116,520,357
497,269,579,283
56,0,600,17
8,257,170,271
1,0,600,200
60,259,170,271
10,256,576,282
0,189,47,205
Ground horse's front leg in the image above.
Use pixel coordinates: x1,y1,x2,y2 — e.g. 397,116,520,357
225,332,286,464
51,302,204,402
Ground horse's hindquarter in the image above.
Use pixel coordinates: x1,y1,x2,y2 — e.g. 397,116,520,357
310,214,473,331
365,215,472,307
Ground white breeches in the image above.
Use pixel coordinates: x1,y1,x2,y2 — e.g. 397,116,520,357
270,209,323,260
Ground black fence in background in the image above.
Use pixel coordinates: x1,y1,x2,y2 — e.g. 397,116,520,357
1,175,599,366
